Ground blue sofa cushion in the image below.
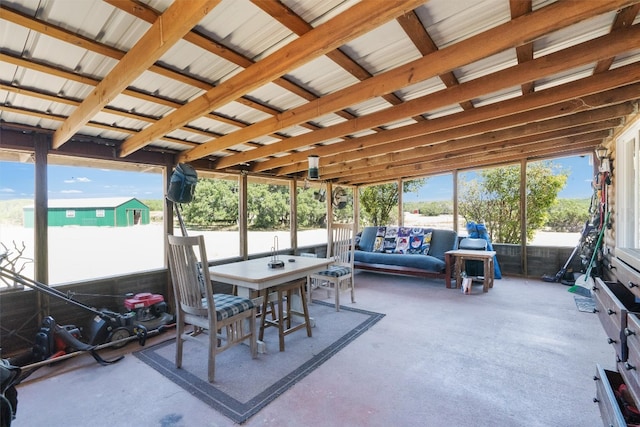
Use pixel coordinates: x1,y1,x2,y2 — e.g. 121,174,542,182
357,226,378,252
354,250,446,272
427,229,458,261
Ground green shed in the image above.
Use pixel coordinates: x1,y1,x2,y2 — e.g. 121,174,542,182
23,197,150,227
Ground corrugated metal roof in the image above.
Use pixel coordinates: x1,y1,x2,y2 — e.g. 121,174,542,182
25,197,144,209
1,0,639,185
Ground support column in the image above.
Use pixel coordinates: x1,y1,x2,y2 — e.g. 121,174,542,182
520,159,527,276
239,172,248,259
290,179,298,251
34,134,49,320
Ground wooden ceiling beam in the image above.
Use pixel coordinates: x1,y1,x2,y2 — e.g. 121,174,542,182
3,0,309,133
0,51,255,130
0,104,200,148
343,138,600,186
397,10,474,111
594,4,640,74
256,58,640,175
51,0,221,149
272,87,637,177
317,107,626,181
107,0,319,103
119,0,427,158
218,10,640,170
252,0,408,112
177,0,634,164
320,123,616,181
509,0,534,95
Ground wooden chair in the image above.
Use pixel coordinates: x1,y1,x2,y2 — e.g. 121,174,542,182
166,234,257,382
308,223,356,311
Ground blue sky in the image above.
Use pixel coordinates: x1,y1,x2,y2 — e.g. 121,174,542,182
402,154,595,201
0,154,595,201
0,162,162,200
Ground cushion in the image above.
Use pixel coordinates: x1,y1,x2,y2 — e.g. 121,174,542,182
211,294,254,321
394,227,411,254
373,226,386,252
427,229,458,260
357,226,378,252
316,265,352,277
408,230,424,254
354,250,446,272
383,227,398,253
422,230,433,254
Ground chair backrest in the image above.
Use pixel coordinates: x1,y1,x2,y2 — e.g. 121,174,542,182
329,223,355,267
167,234,214,319
459,237,487,251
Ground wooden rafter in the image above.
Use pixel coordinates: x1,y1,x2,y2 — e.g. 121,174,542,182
190,0,636,167
51,0,221,148
240,25,640,172
119,0,428,158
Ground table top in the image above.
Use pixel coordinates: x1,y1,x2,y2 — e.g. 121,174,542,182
209,255,332,290
446,249,496,257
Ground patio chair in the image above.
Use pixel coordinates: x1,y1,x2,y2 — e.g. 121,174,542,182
459,237,488,279
308,223,356,311
166,234,257,382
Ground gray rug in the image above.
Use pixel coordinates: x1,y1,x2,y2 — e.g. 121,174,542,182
134,300,384,424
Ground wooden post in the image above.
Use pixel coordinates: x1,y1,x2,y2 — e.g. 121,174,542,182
34,134,49,321
239,172,248,259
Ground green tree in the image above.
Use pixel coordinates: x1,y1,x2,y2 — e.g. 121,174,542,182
459,162,567,243
297,187,326,228
247,183,289,229
181,178,238,226
360,179,426,226
545,198,590,232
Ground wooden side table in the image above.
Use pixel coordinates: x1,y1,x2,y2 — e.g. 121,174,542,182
445,249,497,292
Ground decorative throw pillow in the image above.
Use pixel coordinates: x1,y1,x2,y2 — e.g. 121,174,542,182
422,231,433,254
394,236,410,253
373,227,387,252
394,227,411,253
384,227,398,253
373,236,385,252
408,228,424,254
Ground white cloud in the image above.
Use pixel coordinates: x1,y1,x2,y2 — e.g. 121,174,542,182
64,177,91,183
61,190,82,194
0,187,15,193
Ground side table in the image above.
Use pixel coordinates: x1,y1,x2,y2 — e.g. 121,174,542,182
445,249,496,293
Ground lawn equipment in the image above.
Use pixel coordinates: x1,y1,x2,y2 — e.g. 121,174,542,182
541,219,594,283
0,242,174,351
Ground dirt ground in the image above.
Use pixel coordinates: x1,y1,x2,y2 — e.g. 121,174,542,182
0,214,578,285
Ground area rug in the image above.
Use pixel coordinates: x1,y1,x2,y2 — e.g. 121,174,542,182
574,295,596,313
134,300,384,424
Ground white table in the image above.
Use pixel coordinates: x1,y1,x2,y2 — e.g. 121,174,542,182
209,255,332,352
209,255,332,296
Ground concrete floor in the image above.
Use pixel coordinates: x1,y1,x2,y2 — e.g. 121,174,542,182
12,272,613,427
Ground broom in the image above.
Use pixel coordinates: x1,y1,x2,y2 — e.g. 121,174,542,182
568,211,610,295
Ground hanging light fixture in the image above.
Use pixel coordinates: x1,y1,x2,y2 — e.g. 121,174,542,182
595,146,610,173
595,146,608,161
308,155,319,180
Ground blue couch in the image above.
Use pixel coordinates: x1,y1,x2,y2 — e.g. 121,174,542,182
354,226,458,285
